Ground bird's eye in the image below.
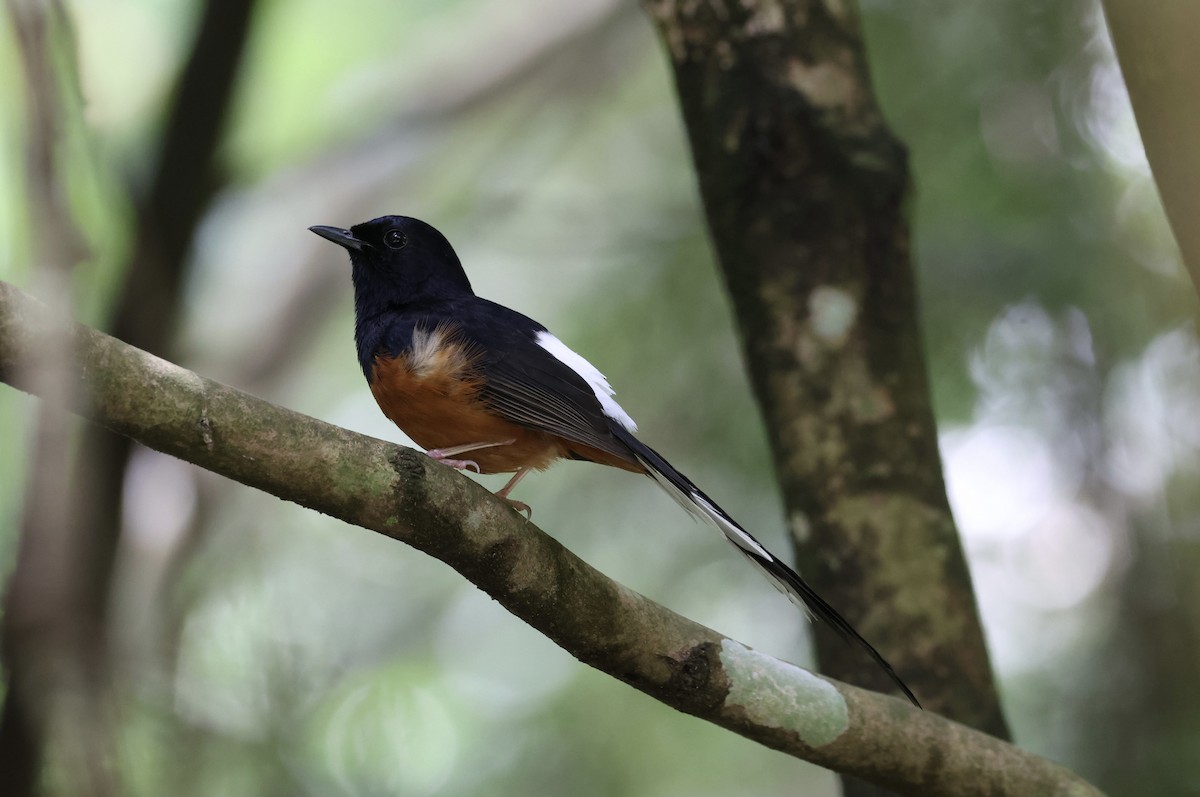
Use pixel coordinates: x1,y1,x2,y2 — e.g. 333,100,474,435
384,229,407,249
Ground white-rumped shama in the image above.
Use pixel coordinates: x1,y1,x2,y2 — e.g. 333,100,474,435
310,215,919,707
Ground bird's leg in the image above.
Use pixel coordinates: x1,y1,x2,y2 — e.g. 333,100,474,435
427,441,531,517
495,468,532,518
425,439,515,474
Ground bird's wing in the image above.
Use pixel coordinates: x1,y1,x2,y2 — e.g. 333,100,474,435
454,300,639,466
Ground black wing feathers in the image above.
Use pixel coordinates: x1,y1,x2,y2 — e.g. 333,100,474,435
449,299,637,465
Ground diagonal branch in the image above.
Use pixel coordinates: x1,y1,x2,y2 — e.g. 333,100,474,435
0,280,1100,797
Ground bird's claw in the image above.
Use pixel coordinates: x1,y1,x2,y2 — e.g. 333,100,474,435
502,497,532,520
427,451,481,474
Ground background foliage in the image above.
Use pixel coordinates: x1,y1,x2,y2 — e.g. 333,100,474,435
1,0,1196,794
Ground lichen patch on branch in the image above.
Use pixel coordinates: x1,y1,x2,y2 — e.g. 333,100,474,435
720,639,849,746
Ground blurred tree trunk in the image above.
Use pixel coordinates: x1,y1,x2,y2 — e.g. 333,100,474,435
1,1,111,793
1102,2,1200,291
0,0,257,793
1099,39,1200,785
644,2,1010,789
1100,12,1200,789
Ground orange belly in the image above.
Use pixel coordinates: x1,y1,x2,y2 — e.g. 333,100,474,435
368,353,562,474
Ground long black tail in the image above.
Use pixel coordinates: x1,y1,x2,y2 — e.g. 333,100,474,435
612,427,919,707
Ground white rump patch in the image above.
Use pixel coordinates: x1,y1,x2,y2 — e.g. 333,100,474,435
535,331,637,432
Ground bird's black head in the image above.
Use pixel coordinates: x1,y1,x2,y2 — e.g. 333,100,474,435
309,215,474,315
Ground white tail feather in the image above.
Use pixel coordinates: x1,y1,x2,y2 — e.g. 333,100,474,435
638,455,814,617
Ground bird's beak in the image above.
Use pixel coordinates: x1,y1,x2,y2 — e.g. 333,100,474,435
309,225,368,252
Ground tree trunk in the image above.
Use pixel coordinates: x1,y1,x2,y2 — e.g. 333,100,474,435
643,1,1010,769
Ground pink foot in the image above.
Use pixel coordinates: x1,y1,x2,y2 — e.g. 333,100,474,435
495,467,532,518
427,450,481,473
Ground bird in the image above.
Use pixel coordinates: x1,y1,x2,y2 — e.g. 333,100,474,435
310,214,919,707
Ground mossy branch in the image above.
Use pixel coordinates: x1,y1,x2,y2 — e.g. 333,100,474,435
0,280,1101,797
